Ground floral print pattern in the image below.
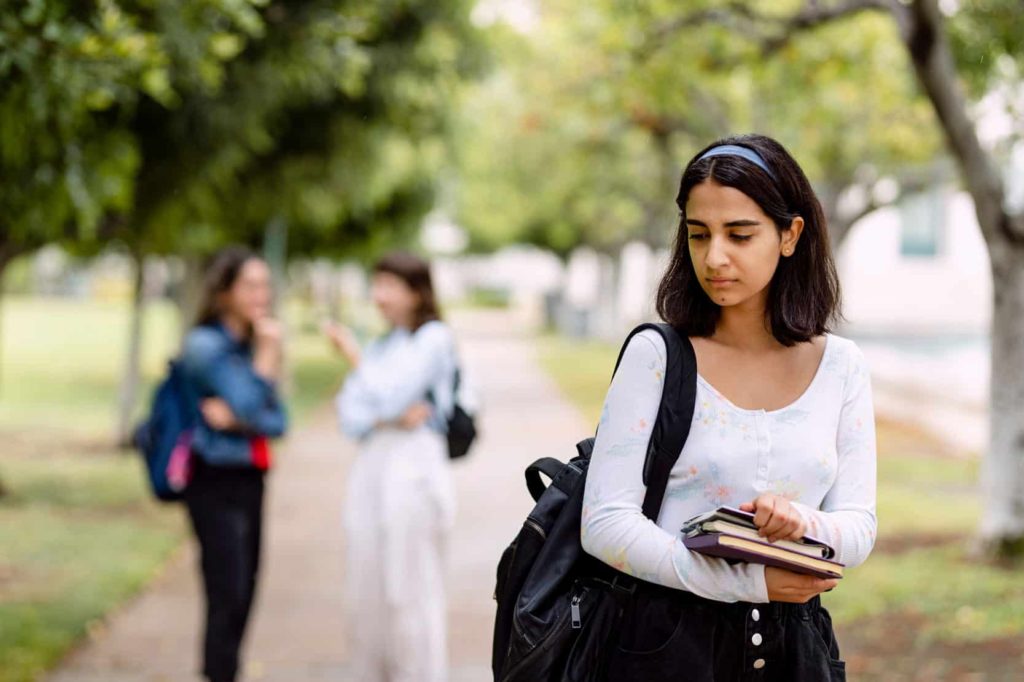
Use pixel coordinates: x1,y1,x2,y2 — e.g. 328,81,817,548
580,330,878,603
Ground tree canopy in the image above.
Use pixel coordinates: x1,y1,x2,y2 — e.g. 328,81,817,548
0,0,486,266
454,0,946,256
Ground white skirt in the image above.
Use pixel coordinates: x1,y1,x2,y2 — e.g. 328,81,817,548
343,426,455,682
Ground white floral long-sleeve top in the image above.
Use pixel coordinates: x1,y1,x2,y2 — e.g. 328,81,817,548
580,329,877,603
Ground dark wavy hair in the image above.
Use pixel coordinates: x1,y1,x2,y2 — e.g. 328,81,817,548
195,246,264,333
655,134,841,346
373,251,441,331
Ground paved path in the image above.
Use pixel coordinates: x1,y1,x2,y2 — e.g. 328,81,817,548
48,310,589,682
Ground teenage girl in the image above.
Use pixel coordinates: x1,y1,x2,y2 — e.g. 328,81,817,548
581,135,876,681
181,246,287,682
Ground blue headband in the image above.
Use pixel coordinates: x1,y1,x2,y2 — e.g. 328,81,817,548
697,144,775,179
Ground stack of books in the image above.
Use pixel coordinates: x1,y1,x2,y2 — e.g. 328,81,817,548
681,506,845,579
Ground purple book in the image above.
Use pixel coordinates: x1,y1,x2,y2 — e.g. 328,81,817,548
683,533,845,580
682,507,831,551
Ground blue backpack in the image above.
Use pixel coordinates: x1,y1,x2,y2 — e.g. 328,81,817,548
132,360,198,502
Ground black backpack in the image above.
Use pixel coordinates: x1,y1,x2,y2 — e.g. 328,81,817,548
491,322,697,681
429,367,478,460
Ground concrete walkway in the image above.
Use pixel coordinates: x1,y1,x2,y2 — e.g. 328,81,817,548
47,310,590,682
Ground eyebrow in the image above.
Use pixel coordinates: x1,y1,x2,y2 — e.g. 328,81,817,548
685,219,762,228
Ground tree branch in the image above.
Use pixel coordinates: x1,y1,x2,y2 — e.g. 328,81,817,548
641,0,1021,248
895,0,1020,245
646,0,897,58
761,0,898,54
645,0,1021,247
825,173,935,245
649,4,761,46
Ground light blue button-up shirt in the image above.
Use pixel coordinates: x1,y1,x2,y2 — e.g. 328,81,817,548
335,320,456,440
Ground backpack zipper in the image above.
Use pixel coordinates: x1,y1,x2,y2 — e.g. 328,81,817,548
502,596,576,681
570,594,582,629
524,518,546,539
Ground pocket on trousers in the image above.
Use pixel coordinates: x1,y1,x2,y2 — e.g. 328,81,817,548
809,607,846,680
613,590,689,655
605,594,713,681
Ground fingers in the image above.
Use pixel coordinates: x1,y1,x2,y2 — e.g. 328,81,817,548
399,403,432,429
750,494,805,542
255,318,283,343
201,399,231,428
764,498,792,541
766,568,839,603
767,510,802,543
323,324,344,352
752,495,776,536
414,403,433,424
783,513,807,542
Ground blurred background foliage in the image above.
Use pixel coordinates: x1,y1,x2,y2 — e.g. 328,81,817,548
2,1,1024,680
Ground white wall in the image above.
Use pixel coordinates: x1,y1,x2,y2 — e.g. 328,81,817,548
837,191,992,335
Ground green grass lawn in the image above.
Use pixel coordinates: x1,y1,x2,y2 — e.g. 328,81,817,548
536,334,1023,652
0,295,343,682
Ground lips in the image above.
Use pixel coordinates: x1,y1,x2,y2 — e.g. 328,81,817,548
706,278,736,287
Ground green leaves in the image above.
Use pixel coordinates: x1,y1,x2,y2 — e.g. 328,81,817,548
454,0,955,254
1,0,486,263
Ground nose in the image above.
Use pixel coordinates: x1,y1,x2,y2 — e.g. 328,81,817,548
704,234,729,270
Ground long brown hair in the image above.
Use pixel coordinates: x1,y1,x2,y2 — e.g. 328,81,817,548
195,246,264,332
373,251,441,331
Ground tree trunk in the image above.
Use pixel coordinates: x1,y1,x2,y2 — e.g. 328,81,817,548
0,245,23,392
978,242,1024,556
819,184,854,249
263,215,288,314
263,216,291,393
115,251,146,447
0,253,8,499
176,254,205,346
645,130,679,250
893,0,1024,557
0,251,9,393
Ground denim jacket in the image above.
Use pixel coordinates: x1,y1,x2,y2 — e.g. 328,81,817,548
181,322,288,467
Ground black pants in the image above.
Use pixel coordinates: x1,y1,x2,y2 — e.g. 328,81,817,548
605,582,845,681
185,459,265,682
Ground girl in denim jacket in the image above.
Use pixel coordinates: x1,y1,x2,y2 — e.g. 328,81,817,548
181,246,287,682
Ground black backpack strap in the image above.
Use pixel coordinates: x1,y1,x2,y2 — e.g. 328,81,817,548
608,323,697,522
525,457,567,502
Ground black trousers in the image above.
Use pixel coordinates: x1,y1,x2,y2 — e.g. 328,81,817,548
605,581,846,681
185,459,265,682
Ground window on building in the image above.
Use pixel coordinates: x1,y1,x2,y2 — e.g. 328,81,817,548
899,188,946,258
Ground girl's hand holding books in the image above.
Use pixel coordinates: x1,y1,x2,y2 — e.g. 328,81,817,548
765,567,839,603
740,494,807,544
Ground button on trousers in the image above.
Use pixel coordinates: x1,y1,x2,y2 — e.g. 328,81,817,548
604,582,846,681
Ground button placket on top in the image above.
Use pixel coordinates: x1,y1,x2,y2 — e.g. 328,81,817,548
754,411,771,488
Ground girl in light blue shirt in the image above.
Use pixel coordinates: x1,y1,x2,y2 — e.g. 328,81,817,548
328,251,457,682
